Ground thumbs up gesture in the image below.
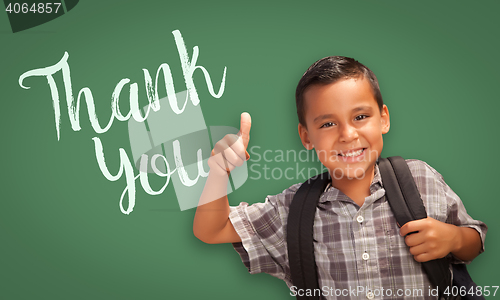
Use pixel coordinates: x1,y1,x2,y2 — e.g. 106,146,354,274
209,112,251,176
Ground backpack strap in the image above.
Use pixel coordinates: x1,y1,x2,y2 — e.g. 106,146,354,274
287,171,331,300
378,157,452,300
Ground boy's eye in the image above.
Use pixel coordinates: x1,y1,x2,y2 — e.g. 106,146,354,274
320,122,335,128
355,115,368,121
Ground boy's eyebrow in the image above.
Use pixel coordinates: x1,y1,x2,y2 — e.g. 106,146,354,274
352,105,374,113
313,114,335,123
313,106,374,123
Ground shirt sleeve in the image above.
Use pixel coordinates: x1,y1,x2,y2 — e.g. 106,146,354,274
407,160,488,264
228,184,301,286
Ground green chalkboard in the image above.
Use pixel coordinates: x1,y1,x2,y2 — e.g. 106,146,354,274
1,1,499,299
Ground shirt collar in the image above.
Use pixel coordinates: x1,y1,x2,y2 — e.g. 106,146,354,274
319,164,383,203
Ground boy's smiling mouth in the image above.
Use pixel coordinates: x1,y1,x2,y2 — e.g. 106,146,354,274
338,148,366,157
335,148,368,163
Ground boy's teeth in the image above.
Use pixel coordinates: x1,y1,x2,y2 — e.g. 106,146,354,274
340,149,363,157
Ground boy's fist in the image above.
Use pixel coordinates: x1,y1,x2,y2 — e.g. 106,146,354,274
209,112,251,176
400,217,458,262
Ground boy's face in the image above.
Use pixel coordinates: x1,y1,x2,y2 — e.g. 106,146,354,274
298,77,390,181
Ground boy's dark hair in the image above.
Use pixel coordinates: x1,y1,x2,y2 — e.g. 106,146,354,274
295,56,384,126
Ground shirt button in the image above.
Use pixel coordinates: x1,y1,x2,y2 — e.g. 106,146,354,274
362,252,370,260
356,215,364,223
366,291,375,299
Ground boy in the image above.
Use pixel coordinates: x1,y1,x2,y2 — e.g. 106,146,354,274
193,56,487,299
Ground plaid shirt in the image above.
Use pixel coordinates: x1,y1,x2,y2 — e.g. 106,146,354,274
229,159,487,300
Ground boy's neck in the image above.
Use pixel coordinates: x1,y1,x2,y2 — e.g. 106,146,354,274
330,166,375,207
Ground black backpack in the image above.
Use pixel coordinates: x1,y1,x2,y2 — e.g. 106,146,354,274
287,156,483,300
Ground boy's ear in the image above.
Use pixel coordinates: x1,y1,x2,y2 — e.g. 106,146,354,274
381,104,390,134
298,123,314,150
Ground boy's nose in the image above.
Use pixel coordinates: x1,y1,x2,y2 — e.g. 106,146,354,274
339,124,359,143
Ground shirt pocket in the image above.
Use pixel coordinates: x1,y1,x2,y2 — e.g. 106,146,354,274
388,221,408,254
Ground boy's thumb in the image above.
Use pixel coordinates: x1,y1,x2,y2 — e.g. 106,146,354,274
239,112,252,149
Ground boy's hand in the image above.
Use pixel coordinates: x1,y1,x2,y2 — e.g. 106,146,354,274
399,217,459,262
208,112,251,176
